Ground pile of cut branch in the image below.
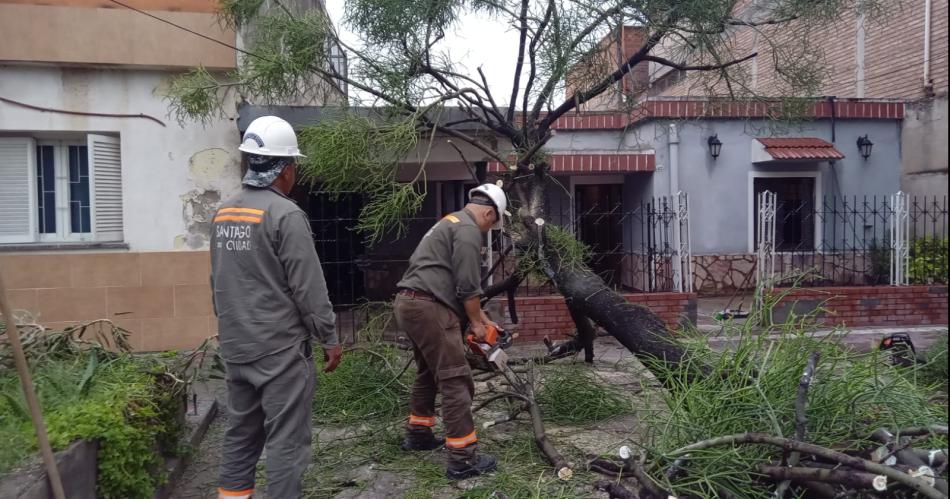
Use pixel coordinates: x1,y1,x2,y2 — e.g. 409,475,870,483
461,303,948,498
582,328,949,498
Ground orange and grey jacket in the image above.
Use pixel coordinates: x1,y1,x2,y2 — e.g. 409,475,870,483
210,186,337,363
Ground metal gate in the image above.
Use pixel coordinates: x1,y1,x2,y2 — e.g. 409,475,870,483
890,191,909,286
756,190,777,291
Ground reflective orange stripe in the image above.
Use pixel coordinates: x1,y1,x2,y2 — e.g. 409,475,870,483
445,431,477,448
443,215,460,223
214,215,262,224
217,487,253,497
409,414,436,427
219,207,265,216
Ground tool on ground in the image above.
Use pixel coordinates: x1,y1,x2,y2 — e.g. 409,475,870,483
466,325,513,372
879,332,921,367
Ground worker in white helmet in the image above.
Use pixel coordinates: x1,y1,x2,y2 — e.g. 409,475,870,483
393,183,508,479
211,115,342,498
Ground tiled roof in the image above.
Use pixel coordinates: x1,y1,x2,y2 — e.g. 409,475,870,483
756,137,846,161
488,153,655,174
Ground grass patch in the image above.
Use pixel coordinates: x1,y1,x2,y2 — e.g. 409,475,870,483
535,364,633,424
640,327,948,498
312,345,412,424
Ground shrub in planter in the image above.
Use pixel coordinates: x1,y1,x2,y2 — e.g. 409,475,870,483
909,236,949,284
1,324,187,499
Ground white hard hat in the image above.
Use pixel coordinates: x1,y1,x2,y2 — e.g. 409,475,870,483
468,183,508,230
239,116,305,157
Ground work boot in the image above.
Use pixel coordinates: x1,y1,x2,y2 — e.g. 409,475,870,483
446,453,498,480
401,429,445,451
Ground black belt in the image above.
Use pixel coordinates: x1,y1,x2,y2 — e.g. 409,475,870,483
398,289,436,301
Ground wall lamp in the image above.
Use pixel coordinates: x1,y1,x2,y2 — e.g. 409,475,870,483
856,134,873,160
707,134,722,159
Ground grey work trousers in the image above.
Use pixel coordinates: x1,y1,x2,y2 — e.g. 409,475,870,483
219,341,314,498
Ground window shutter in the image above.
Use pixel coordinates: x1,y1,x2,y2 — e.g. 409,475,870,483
87,134,124,242
0,138,37,244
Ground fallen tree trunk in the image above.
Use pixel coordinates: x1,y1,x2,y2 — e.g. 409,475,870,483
551,267,688,382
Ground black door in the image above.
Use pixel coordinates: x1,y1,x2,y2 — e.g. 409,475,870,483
575,184,624,287
753,177,816,251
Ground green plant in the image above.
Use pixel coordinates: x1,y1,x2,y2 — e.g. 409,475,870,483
312,345,411,424
639,325,947,497
0,340,186,497
535,364,632,424
866,237,891,285
909,236,949,284
918,335,949,390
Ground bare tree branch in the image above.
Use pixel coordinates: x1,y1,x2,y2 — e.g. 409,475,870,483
642,52,757,73
508,0,531,122
523,0,556,122
540,30,665,129
529,3,628,122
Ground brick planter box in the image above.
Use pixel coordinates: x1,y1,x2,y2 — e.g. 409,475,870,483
770,285,949,327
503,292,698,343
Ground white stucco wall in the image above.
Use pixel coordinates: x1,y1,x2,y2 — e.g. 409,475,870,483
0,65,243,251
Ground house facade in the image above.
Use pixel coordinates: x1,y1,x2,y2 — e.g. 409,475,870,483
0,0,343,350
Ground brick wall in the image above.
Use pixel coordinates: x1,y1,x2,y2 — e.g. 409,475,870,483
654,0,948,100
510,292,698,342
0,251,215,351
770,285,949,327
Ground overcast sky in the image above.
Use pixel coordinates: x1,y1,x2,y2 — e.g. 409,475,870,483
324,0,522,106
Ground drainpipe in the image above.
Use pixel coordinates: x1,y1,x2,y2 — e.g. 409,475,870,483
668,123,684,292
668,123,680,196
923,0,933,93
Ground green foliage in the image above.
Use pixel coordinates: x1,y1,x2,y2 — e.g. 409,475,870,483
312,346,411,424
164,67,228,126
516,224,591,279
536,364,632,424
244,11,330,99
640,326,948,497
918,335,949,390
345,0,460,47
297,112,424,244
867,237,891,285
1,355,185,498
216,0,264,29
910,236,949,284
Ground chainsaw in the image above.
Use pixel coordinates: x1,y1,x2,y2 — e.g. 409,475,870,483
466,325,513,372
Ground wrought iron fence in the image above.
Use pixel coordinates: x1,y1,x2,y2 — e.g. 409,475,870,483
755,194,948,288
303,192,689,340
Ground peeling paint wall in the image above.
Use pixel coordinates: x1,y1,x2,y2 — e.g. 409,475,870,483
0,65,242,251
177,148,241,249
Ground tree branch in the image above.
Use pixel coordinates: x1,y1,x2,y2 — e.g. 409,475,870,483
529,3,628,122
760,465,888,492
507,0,531,122
539,30,665,130
776,351,820,498
642,52,758,73
522,0,555,123
669,433,944,498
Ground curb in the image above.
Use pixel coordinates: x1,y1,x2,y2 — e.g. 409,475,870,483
154,387,221,499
